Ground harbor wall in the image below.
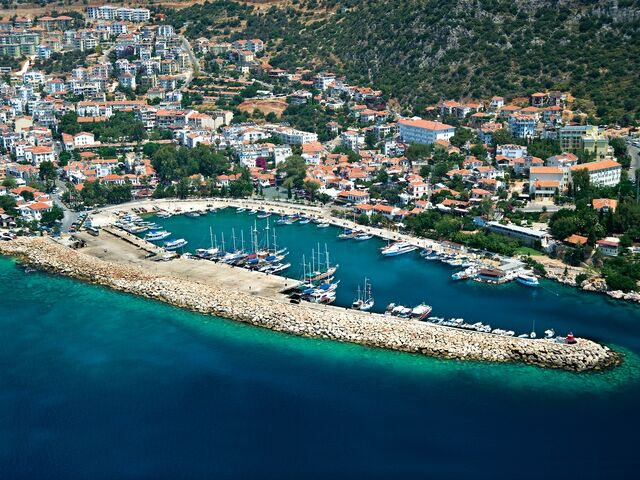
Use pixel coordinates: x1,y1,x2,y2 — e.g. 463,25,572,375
0,237,620,372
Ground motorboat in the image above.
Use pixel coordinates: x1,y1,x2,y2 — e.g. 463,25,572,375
410,304,433,320
164,238,188,250
185,211,200,218
144,230,171,242
317,222,330,228
353,232,373,241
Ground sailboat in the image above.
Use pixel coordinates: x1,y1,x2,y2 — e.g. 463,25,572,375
352,278,374,311
195,226,219,259
308,244,338,282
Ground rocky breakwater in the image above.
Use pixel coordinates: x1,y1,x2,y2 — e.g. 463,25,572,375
0,237,620,372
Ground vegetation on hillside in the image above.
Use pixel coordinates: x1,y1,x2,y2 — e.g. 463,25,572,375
163,0,640,125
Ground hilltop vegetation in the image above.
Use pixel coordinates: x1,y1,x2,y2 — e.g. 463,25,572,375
164,0,640,124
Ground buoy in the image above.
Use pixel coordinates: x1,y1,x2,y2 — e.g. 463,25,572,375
566,332,577,344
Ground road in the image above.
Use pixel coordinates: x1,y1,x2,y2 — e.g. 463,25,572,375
626,139,640,179
179,35,198,87
52,180,81,233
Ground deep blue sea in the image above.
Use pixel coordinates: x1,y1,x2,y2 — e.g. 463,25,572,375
2,208,640,479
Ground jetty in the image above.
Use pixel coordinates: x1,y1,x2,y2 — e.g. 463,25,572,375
0,237,620,372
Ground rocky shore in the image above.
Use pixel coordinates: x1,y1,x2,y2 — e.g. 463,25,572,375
0,237,621,372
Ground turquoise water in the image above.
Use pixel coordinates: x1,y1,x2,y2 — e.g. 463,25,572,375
2,209,640,478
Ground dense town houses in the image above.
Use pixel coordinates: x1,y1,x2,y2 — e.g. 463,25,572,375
0,5,635,295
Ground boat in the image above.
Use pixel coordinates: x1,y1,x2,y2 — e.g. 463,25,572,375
544,329,555,339
156,211,172,218
352,278,374,311
317,222,330,228
516,272,540,287
237,207,247,213
338,228,356,239
380,242,418,257
248,209,258,215
195,248,219,259
144,230,171,242
420,249,441,260
353,232,373,241
185,211,200,218
410,304,433,320
298,218,311,225
164,238,188,250
261,262,291,274
257,212,271,219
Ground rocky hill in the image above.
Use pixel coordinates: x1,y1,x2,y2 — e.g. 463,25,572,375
165,0,640,124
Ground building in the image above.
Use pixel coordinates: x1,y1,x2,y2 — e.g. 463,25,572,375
398,118,455,145
529,166,564,199
559,125,611,159
508,113,537,139
486,221,549,247
570,159,622,187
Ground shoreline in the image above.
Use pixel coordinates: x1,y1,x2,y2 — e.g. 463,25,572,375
89,198,640,305
0,236,620,372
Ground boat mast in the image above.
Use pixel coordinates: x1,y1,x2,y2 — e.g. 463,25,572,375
221,232,225,253
325,243,330,271
232,228,237,252
265,218,270,252
240,230,245,252
311,248,315,274
209,226,214,249
272,225,277,254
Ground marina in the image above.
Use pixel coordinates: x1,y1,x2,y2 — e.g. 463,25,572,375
94,204,623,341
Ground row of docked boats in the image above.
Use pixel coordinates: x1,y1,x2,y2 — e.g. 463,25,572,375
385,302,433,320
338,228,373,241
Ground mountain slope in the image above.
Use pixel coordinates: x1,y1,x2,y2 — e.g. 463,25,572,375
166,0,640,124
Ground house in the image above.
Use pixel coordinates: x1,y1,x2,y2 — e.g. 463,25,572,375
564,234,588,247
496,144,527,159
592,198,618,213
337,190,370,204
23,146,55,165
407,181,429,199
596,237,620,257
570,159,622,188
398,118,455,145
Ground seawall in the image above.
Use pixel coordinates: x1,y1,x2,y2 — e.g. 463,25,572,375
0,237,620,372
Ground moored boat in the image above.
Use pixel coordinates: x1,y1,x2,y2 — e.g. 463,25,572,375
353,232,373,241
164,238,188,250
380,241,417,257
516,272,540,287
144,230,171,242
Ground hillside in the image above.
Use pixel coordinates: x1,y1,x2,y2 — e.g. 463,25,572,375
164,0,640,124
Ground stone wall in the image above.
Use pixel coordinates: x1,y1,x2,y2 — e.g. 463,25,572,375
0,237,620,372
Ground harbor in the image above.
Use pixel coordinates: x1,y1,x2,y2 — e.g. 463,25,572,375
86,200,616,341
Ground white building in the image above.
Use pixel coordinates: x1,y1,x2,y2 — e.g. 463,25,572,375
398,118,455,145
570,159,622,188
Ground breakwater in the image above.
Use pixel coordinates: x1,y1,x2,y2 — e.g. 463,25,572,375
0,237,620,372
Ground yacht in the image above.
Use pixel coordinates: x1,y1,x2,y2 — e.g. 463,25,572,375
195,247,219,259
516,272,540,287
380,242,417,257
317,222,330,228
338,228,356,239
298,218,311,225
185,211,200,218
257,212,271,219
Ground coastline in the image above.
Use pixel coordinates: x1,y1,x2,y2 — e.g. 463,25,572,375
0,236,620,372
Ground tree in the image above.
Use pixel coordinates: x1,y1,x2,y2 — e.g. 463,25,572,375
277,155,307,189
176,178,191,199
1,176,17,189
570,168,591,199
0,195,17,215
39,161,57,191
303,179,320,201
40,206,64,226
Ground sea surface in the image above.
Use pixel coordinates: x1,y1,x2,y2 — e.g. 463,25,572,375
2,208,640,479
